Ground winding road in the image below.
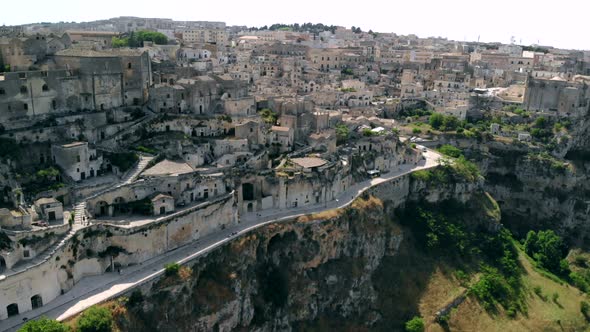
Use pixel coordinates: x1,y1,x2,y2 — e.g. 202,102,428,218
0,149,441,332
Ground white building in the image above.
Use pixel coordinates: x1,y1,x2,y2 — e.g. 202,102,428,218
51,142,103,182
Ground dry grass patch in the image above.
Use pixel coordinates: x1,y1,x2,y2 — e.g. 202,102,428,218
178,266,192,281
351,195,383,211
297,208,343,223
434,247,590,332
418,265,468,319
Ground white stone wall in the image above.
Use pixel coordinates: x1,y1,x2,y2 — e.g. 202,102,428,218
0,195,236,320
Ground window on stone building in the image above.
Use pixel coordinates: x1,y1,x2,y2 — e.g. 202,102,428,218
20,86,28,94
23,250,30,257
127,63,132,69
52,100,56,110
42,84,48,91
0,88,4,95
77,155,80,162
19,72,26,79
23,103,28,110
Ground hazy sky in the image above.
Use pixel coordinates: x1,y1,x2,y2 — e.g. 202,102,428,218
4,0,589,50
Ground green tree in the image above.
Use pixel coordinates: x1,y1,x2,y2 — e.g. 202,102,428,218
135,30,168,45
335,124,350,145
524,230,567,274
534,116,548,129
437,144,462,158
405,316,425,332
128,31,138,48
77,306,113,332
111,37,128,48
441,115,459,131
165,262,180,276
18,317,69,332
258,108,277,124
429,113,444,129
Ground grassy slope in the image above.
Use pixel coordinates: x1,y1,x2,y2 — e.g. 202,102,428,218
421,246,589,332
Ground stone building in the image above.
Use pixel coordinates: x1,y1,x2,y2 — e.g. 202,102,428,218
235,119,261,145
0,48,152,129
53,48,152,108
149,84,187,113
178,28,229,45
151,193,175,216
65,31,119,50
270,126,294,152
523,76,590,117
0,207,32,229
0,35,53,71
51,142,103,182
33,197,64,222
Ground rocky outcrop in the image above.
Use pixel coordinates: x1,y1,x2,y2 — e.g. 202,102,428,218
113,174,495,331
472,140,590,247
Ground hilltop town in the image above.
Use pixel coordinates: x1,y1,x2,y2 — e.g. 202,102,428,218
0,17,589,330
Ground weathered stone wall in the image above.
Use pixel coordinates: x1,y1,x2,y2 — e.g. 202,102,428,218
1,223,70,270
0,194,236,320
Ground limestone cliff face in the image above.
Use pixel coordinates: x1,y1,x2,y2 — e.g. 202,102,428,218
115,177,487,332
555,112,590,159
474,141,590,247
120,199,399,331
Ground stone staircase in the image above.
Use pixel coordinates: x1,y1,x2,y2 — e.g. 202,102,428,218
121,155,153,185
8,227,78,275
73,201,87,225
7,154,155,277
68,155,155,226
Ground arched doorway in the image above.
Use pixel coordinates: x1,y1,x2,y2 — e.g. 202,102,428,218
31,294,43,309
95,201,108,217
112,197,127,216
0,256,6,273
6,303,18,317
242,183,254,201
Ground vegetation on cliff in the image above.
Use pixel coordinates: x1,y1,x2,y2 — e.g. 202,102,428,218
67,179,589,331
397,195,526,316
105,152,139,172
18,317,69,332
411,156,480,184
